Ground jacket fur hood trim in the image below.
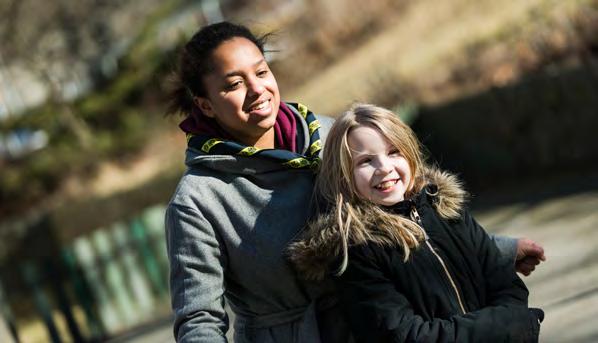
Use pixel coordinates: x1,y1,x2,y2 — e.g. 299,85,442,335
287,167,467,280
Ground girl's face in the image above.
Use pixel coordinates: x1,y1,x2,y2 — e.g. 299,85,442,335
348,125,412,206
195,37,280,147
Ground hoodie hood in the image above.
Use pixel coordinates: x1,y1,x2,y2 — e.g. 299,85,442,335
287,166,467,280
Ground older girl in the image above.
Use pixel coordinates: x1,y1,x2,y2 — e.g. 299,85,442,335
165,21,543,342
165,21,346,343
289,104,543,342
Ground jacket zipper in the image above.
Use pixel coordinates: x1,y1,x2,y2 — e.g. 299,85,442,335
410,206,467,314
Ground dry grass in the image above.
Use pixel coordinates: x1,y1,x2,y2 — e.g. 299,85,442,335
424,0,598,104
282,0,596,115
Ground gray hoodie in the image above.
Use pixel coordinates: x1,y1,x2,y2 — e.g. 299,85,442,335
165,106,350,343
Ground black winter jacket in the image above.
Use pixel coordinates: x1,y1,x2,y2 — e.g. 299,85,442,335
288,168,542,342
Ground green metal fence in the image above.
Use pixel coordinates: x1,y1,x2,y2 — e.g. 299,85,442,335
1,204,170,343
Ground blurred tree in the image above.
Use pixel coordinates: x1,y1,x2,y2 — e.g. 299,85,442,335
0,0,172,217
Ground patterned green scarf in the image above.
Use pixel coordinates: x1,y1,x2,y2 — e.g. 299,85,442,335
186,103,322,170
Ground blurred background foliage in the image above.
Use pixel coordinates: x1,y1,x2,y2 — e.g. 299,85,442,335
1,0,596,219
0,0,597,341
0,0,184,217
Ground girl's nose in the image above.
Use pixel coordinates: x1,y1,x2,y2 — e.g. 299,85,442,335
375,158,393,174
247,78,265,96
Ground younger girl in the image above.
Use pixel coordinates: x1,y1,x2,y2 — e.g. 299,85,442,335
289,103,543,342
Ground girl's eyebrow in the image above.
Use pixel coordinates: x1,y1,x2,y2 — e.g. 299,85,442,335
224,59,266,78
350,149,377,158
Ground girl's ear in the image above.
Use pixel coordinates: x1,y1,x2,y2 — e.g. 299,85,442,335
193,96,216,118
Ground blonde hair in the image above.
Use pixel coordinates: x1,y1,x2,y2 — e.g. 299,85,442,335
315,103,428,275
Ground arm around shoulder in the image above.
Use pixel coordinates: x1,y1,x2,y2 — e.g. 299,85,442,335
165,203,229,343
488,230,546,276
488,233,518,266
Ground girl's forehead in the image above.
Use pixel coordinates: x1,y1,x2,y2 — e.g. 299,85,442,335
348,125,392,151
210,37,265,74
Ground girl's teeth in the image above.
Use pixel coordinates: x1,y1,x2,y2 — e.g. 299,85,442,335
377,180,396,189
251,101,267,111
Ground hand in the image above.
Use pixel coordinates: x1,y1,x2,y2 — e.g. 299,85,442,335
516,238,546,276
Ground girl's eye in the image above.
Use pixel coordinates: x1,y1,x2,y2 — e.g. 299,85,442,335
358,158,371,166
226,80,243,91
257,69,268,77
389,149,400,157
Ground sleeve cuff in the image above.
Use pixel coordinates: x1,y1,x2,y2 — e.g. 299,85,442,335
490,234,518,265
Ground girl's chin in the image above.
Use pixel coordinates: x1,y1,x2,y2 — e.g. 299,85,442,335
256,117,277,131
372,191,406,205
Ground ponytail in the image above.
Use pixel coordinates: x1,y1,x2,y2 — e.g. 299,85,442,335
165,72,195,116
